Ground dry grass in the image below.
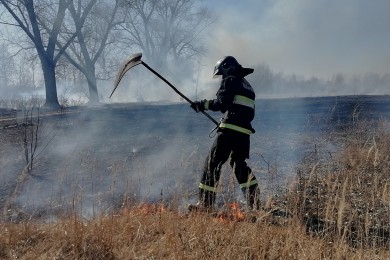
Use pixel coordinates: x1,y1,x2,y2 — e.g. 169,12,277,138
2,100,390,259
1,206,386,260
288,120,390,249
2,122,390,259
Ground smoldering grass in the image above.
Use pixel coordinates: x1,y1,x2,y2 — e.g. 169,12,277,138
3,102,390,258
1,201,389,259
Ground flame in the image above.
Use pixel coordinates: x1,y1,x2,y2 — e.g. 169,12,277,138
136,203,166,215
213,202,246,223
215,213,229,224
229,202,245,221
120,202,247,223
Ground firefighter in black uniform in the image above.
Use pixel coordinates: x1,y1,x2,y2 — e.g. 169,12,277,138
189,56,260,211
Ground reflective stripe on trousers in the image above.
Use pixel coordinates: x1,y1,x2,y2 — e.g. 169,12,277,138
219,123,253,135
199,183,217,193
239,179,258,189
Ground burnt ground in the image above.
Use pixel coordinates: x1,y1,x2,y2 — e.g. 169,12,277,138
0,103,213,221
1,95,390,222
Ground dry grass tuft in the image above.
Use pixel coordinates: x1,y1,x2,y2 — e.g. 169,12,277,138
289,120,390,249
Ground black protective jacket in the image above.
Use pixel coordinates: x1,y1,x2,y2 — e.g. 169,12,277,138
207,71,255,134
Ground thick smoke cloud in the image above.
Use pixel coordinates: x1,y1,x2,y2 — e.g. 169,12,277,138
201,0,390,79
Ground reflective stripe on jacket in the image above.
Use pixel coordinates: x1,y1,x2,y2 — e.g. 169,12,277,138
207,76,256,134
233,95,255,109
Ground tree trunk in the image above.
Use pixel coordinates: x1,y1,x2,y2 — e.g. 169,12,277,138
87,76,99,104
86,64,99,105
40,56,60,109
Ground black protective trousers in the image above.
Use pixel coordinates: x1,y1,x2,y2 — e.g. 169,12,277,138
199,129,260,209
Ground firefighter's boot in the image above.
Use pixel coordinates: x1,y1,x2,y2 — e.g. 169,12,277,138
188,188,216,212
241,184,261,210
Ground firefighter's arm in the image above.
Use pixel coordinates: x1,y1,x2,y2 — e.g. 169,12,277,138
190,100,209,113
191,77,235,113
208,77,235,112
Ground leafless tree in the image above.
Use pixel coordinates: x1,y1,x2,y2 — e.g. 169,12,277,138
0,43,13,90
57,0,122,104
248,63,275,95
119,0,214,68
0,0,76,109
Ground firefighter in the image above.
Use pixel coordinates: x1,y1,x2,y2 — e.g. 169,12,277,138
189,56,260,211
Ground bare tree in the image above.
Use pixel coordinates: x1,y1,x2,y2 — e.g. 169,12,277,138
0,43,13,90
119,0,213,68
0,0,75,109
58,0,121,104
248,63,274,95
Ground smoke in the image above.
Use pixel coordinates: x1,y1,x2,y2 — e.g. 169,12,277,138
11,103,213,218
202,0,390,80
7,93,387,220
4,0,390,221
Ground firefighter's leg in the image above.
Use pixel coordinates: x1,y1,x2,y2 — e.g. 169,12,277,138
230,133,260,210
197,132,231,210
232,160,261,210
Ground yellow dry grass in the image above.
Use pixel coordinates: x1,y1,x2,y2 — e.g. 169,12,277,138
2,208,388,260
2,120,390,259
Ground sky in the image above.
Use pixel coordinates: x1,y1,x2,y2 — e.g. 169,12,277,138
200,0,390,80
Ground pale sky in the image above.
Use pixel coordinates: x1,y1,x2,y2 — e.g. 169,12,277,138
201,0,390,80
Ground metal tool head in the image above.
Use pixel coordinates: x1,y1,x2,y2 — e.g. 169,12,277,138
110,53,143,98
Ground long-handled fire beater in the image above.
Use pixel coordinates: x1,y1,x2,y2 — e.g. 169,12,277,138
109,53,218,126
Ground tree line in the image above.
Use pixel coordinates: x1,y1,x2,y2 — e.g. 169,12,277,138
249,64,390,98
0,0,213,108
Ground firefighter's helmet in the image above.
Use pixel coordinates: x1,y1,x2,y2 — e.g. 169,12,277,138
213,56,241,78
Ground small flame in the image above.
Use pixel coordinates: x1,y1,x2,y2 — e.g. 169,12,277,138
213,202,246,223
229,202,245,221
215,213,229,224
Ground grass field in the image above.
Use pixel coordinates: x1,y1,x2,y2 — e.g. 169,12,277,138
1,123,390,259
1,98,390,259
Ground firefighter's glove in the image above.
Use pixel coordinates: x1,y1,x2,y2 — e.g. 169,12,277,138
191,100,209,113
